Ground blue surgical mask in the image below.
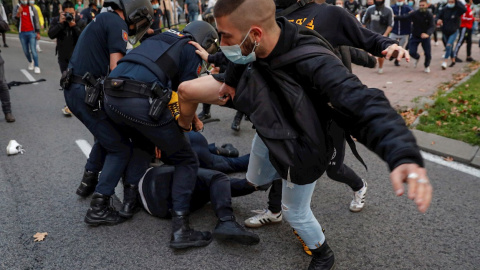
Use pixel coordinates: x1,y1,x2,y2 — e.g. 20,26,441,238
408,1,414,6
397,1,404,5
447,3,455,7
152,3,159,9
220,29,259,65
29,0,34,4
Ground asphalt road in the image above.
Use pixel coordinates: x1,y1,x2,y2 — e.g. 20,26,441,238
0,35,479,270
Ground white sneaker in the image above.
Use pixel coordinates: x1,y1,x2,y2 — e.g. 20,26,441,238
435,41,439,46
36,44,42,52
414,59,419,68
34,67,41,74
377,68,383,74
441,62,447,70
424,67,431,73
28,62,34,70
244,209,282,228
6,140,26,156
349,179,368,212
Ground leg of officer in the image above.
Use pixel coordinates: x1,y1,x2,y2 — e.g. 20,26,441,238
64,83,132,226
0,54,14,122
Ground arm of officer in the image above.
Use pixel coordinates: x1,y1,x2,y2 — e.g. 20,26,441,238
299,50,432,213
110,53,124,71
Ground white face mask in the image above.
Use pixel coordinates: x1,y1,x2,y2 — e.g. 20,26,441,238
220,29,259,65
336,3,343,6
29,0,35,4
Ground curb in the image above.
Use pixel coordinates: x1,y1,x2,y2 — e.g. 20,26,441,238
412,129,480,169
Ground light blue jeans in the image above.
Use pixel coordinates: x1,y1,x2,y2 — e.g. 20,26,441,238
19,31,38,67
246,133,325,249
443,30,458,60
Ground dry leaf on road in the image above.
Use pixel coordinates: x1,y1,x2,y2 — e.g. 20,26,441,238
34,232,48,242
443,157,454,162
431,141,435,145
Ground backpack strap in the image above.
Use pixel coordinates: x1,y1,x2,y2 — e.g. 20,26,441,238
276,0,311,18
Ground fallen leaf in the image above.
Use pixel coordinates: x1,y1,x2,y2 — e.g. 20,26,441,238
431,141,435,145
473,126,478,131
419,88,426,92
443,156,454,162
476,116,480,121
436,121,442,126
34,232,48,242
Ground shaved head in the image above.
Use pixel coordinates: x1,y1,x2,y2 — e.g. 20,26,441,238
214,0,277,33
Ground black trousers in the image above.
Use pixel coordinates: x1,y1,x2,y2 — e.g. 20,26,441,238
0,54,11,115
140,166,256,218
267,121,364,213
454,27,473,58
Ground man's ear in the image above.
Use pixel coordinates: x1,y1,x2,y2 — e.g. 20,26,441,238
251,26,263,43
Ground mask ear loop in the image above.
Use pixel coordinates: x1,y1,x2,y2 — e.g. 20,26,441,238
252,40,260,52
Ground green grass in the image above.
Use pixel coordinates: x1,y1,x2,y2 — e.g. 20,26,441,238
415,70,480,146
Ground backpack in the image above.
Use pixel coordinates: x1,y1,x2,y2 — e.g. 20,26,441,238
0,19,9,32
233,26,366,184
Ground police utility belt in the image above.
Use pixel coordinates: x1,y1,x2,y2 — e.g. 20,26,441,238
104,78,172,121
60,69,104,108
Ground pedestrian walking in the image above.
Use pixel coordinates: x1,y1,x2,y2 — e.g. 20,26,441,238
453,0,476,63
437,0,466,69
13,0,41,74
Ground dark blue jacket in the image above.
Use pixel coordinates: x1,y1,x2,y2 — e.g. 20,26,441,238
391,4,413,35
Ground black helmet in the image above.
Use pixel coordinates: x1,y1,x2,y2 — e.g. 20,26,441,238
183,21,219,54
104,0,154,44
202,7,215,28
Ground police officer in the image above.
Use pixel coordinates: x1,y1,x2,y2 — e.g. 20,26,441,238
102,21,218,249
79,2,99,24
63,0,153,226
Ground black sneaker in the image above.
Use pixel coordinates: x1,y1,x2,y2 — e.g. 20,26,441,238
76,170,99,197
308,240,336,270
394,59,400,66
466,57,475,62
449,62,456,67
216,143,239,157
455,57,463,63
213,216,260,245
2,44,7,48
198,111,211,121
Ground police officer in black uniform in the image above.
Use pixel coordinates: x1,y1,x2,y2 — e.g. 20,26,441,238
80,2,99,24
63,0,153,226
102,21,218,249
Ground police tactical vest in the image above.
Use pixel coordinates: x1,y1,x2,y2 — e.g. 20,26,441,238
118,30,192,88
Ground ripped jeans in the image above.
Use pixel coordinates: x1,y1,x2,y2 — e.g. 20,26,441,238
246,133,325,249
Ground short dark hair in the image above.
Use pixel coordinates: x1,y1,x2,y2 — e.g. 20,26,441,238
419,0,427,3
275,0,298,9
213,0,246,17
62,0,74,10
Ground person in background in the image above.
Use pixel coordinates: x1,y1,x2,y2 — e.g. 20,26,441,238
344,0,360,15
38,0,50,29
142,0,162,41
437,0,466,69
391,0,413,66
51,0,61,19
185,0,202,23
14,0,41,74
48,0,85,116
453,0,476,63
32,0,45,52
160,0,173,29
362,0,394,73
80,2,98,25
74,0,83,12
0,52,14,122
0,1,8,47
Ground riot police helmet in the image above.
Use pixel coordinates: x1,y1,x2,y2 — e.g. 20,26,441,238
183,21,219,54
104,0,154,44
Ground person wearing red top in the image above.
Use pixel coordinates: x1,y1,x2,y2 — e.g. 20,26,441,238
453,0,476,62
13,0,41,73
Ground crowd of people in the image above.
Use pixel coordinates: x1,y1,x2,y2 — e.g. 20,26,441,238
2,0,436,269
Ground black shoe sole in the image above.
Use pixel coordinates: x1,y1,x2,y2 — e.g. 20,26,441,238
84,216,127,226
169,238,213,249
213,232,260,245
76,187,95,198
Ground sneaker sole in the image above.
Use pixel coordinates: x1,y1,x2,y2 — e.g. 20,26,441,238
169,238,213,249
244,220,282,228
213,232,260,245
349,206,364,213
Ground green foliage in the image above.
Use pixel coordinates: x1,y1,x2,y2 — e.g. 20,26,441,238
416,71,480,146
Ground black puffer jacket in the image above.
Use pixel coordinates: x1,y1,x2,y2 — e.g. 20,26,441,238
233,17,423,184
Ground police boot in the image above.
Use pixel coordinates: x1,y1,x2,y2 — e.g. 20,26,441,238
231,111,243,131
119,184,140,219
84,193,126,226
308,240,336,270
213,216,260,245
198,103,211,121
215,143,239,157
76,169,99,197
170,210,213,249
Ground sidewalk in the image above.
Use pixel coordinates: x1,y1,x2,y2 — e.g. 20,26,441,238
352,39,480,169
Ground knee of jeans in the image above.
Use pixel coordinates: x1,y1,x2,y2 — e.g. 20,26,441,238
281,202,311,223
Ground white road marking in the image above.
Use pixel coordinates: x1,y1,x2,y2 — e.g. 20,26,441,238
421,151,480,178
20,69,39,85
75,139,92,158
